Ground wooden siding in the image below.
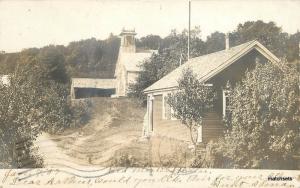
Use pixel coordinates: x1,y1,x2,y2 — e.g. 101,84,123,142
152,94,224,143
202,112,224,142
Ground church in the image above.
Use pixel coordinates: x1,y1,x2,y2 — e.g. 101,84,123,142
114,29,156,97
70,29,156,99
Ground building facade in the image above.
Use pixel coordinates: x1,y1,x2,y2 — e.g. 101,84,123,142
114,29,156,97
143,40,280,144
71,29,156,99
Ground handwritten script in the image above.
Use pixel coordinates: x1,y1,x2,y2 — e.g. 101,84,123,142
0,167,299,188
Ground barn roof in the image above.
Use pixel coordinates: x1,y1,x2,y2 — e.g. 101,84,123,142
121,50,156,72
144,40,279,93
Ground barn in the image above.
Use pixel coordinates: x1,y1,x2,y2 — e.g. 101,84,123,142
142,39,280,143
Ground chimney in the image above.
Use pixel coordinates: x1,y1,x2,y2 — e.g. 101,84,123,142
225,33,230,50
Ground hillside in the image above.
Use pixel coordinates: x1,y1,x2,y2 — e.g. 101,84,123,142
35,97,147,167
0,36,120,78
35,97,193,168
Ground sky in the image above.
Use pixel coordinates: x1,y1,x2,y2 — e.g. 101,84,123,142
0,0,300,52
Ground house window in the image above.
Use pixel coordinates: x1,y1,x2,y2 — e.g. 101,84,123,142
162,93,177,120
163,95,171,120
222,90,232,117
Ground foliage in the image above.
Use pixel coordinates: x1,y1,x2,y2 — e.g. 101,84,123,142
167,68,217,145
69,99,92,128
130,21,300,105
136,35,162,50
231,20,289,59
128,27,205,104
38,46,69,83
286,31,300,62
0,60,71,168
204,31,226,54
0,36,121,79
65,36,120,78
111,152,149,167
208,61,300,169
128,52,178,103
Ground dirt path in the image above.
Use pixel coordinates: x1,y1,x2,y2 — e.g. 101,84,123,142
34,97,193,169
35,98,148,168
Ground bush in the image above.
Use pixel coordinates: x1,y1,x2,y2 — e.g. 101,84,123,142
206,61,300,169
111,152,146,167
69,99,92,128
0,61,71,167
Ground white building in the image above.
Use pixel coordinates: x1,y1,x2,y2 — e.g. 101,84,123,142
114,29,156,97
71,29,156,99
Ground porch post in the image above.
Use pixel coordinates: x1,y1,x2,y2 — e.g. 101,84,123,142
70,81,75,100
145,94,154,137
197,125,203,143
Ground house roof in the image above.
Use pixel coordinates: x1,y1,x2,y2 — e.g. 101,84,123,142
121,50,156,72
144,40,279,93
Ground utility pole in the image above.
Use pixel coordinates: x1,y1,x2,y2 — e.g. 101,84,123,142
188,0,191,60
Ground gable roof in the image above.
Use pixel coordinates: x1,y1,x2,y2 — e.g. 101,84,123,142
121,50,156,72
144,40,279,93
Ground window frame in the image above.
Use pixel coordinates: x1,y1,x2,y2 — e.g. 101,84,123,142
222,89,232,117
162,92,177,120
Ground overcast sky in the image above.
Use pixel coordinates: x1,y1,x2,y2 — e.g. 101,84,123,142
0,0,300,52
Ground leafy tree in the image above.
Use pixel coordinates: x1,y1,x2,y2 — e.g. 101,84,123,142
65,36,120,78
231,20,288,58
128,53,173,103
0,60,71,168
0,52,20,74
208,61,300,169
136,35,162,50
167,68,217,145
129,27,205,104
38,46,69,83
204,31,226,54
286,31,300,62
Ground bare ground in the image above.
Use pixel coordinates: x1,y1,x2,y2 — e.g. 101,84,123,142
35,97,193,169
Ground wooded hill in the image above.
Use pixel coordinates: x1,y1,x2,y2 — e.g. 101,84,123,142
0,21,299,82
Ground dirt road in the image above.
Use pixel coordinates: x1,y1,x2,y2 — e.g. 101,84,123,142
35,97,192,169
35,98,148,167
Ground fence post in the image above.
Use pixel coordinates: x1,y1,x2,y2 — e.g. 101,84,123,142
12,140,17,168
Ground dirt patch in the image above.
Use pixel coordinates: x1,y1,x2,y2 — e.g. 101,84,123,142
35,97,193,168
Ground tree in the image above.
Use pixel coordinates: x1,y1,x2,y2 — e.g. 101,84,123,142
231,20,288,58
0,60,71,168
286,31,300,62
128,27,205,104
38,46,69,83
204,31,226,54
136,35,162,50
167,68,217,145
209,61,300,169
65,36,120,78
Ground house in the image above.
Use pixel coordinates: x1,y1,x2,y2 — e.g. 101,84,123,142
71,28,156,99
114,29,156,97
142,38,280,143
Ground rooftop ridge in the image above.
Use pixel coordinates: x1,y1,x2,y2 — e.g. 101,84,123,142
143,40,271,93
187,40,257,63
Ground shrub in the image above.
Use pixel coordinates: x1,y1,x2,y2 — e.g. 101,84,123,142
0,61,71,167
207,61,300,169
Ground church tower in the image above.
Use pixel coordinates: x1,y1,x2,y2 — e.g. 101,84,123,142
120,28,136,53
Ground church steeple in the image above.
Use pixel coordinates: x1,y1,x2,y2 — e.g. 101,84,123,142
120,28,136,53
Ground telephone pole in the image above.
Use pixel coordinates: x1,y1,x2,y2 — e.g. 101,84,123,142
188,0,191,60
